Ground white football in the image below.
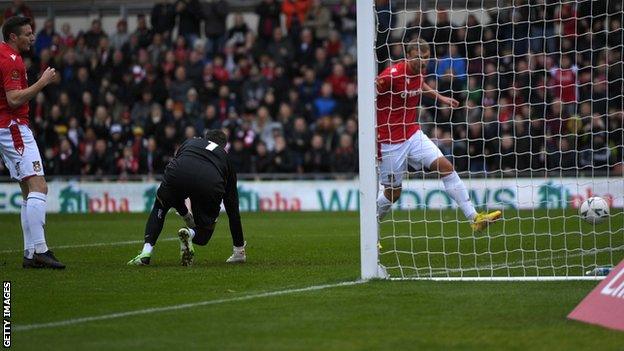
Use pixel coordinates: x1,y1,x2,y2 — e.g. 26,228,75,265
579,197,610,224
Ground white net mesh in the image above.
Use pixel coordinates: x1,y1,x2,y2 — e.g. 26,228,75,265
373,0,624,279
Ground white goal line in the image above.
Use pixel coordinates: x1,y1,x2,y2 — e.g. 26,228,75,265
387,244,624,280
391,276,606,281
13,280,366,332
0,232,340,254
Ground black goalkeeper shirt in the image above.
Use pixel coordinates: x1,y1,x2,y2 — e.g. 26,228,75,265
165,137,243,238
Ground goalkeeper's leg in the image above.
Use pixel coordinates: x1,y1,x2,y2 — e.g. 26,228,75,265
128,183,185,265
128,197,170,265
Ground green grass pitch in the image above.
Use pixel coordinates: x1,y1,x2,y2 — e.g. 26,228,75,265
1,211,623,350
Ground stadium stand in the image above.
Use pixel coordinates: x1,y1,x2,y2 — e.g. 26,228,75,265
0,0,621,180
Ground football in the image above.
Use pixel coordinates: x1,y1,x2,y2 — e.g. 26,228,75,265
579,197,610,224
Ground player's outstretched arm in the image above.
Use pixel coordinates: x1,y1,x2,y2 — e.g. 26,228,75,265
223,164,245,247
422,82,459,108
5,67,56,108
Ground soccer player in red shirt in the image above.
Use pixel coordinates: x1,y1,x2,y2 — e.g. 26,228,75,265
376,39,501,231
0,17,65,268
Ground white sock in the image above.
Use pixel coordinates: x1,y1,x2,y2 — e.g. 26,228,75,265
377,192,393,220
234,241,246,251
142,243,153,254
442,172,477,221
27,192,49,253
21,200,34,259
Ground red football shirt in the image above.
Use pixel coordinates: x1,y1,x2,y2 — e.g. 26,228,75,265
376,61,423,144
0,42,29,128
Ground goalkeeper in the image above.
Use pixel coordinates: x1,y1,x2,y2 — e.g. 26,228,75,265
375,39,500,230
128,130,246,266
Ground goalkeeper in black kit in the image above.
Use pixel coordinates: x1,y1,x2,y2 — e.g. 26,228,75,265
128,130,246,266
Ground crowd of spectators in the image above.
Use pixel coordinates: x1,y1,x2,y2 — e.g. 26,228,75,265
380,0,623,175
0,0,359,179
0,0,622,179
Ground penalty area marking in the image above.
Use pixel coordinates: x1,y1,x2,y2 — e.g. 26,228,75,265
14,280,366,332
0,238,178,254
0,233,335,254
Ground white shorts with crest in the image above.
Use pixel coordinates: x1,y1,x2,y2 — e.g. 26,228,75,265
0,123,45,181
379,130,443,187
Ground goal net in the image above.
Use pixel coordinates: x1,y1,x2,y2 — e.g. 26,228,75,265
357,0,624,280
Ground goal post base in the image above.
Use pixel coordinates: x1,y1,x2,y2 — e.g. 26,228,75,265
377,264,389,279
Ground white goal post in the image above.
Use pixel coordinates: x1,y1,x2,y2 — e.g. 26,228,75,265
357,0,624,281
357,0,382,280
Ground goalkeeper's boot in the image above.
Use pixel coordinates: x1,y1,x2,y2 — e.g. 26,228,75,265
178,228,195,266
127,251,151,266
226,242,246,263
471,210,502,232
33,250,66,269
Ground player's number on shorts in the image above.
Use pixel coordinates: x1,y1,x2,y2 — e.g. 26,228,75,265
205,141,218,151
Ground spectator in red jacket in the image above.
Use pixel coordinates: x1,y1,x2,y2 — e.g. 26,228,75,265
282,0,311,30
548,54,578,113
325,63,351,98
117,146,140,178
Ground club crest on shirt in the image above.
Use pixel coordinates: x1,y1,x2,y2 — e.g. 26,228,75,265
32,161,41,172
11,69,19,80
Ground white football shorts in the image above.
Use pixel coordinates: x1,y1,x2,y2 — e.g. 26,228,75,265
379,130,443,187
0,123,45,181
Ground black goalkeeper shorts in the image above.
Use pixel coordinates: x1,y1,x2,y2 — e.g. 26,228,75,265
156,174,222,228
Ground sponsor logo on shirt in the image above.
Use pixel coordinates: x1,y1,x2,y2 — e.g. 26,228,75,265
400,89,421,99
